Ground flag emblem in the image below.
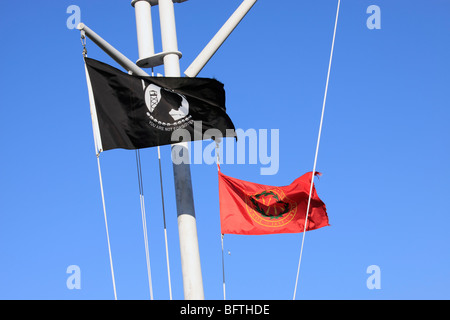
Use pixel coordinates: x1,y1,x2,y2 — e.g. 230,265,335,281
144,83,192,130
245,188,298,228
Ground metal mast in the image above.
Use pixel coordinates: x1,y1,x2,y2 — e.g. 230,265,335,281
80,0,257,300
131,0,257,300
132,0,204,300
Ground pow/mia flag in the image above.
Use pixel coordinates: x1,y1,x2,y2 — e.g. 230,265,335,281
84,57,236,153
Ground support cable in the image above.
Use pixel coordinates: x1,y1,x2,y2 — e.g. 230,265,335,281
221,234,226,300
157,146,173,300
216,141,226,300
135,150,154,300
150,66,173,300
84,34,117,300
293,0,341,300
96,155,118,300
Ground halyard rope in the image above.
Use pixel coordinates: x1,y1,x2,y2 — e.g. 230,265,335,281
96,155,118,300
83,34,117,300
216,142,226,300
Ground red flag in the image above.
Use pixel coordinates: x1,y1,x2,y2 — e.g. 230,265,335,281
218,171,329,235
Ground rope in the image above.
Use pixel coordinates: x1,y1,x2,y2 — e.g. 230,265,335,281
96,155,118,300
153,63,174,298
157,146,173,300
215,141,221,172
221,234,226,300
216,141,226,300
84,35,117,300
293,0,341,300
135,150,154,300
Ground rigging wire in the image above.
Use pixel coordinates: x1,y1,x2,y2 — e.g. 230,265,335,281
216,141,226,300
221,234,226,300
83,34,117,300
150,67,174,300
157,146,173,300
293,0,341,300
135,149,154,300
96,155,118,300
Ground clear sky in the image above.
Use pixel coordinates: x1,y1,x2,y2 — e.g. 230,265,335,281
0,0,449,300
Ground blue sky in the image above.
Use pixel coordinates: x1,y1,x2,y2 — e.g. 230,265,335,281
0,0,449,300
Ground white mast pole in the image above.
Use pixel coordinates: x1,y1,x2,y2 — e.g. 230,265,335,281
133,0,155,59
131,0,203,301
78,0,257,301
158,0,205,300
128,0,257,300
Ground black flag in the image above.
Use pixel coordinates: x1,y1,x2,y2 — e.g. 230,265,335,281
84,57,236,152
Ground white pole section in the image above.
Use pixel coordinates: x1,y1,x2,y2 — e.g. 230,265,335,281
77,23,150,77
158,0,205,300
159,0,181,76
184,0,258,78
133,0,155,59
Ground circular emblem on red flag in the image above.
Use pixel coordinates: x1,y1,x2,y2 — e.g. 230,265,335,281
244,188,298,228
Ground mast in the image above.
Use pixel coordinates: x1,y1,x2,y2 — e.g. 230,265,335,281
131,0,204,300
78,0,256,301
